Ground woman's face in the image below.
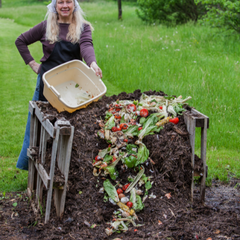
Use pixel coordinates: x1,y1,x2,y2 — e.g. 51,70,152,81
56,0,75,22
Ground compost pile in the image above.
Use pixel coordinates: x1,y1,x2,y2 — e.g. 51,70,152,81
1,90,239,240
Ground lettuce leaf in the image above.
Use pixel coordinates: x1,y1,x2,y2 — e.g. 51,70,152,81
122,125,139,138
103,179,119,202
138,114,160,140
136,141,149,166
130,188,144,212
105,115,115,130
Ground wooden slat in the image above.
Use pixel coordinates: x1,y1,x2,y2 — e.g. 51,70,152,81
35,174,43,207
37,163,50,189
41,128,49,165
45,128,60,223
27,187,32,198
54,125,74,217
191,108,209,128
200,117,208,202
33,102,55,138
28,112,38,192
27,147,50,190
29,101,35,115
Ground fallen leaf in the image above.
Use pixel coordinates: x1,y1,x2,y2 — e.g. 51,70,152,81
214,229,220,234
165,193,171,199
90,224,97,228
158,220,163,225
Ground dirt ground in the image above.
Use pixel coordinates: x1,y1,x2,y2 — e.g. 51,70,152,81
0,90,239,240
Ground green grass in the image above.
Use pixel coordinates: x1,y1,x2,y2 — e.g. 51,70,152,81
0,0,239,191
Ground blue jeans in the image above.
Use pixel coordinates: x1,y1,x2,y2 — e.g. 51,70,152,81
16,74,41,170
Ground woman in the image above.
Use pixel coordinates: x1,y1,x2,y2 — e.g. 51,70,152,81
15,0,102,170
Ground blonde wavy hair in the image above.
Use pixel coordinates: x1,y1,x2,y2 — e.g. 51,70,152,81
45,3,93,44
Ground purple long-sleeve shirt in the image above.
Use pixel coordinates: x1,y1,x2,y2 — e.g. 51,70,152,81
15,21,96,73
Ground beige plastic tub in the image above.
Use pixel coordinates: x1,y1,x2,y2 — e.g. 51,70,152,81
42,60,107,113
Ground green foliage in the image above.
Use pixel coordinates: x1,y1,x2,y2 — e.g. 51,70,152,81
136,0,206,25
197,0,240,33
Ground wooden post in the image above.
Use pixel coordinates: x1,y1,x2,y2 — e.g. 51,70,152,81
45,128,60,223
118,0,122,20
200,118,207,202
54,121,74,218
183,109,209,202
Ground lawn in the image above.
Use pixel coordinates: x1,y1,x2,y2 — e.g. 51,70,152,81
0,0,239,192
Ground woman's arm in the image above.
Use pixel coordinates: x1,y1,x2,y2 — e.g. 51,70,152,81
15,21,46,67
80,24,102,78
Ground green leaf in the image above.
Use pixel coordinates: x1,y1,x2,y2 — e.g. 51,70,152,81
103,154,113,164
13,202,17,207
145,181,152,190
122,125,139,137
103,179,119,202
126,144,137,154
130,188,144,212
103,195,109,202
136,142,149,166
105,111,113,120
105,115,115,130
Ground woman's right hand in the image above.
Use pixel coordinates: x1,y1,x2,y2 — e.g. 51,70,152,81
28,60,40,74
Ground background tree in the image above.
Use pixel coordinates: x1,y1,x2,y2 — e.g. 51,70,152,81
136,0,206,25
118,0,122,20
0,0,2,8
197,0,240,33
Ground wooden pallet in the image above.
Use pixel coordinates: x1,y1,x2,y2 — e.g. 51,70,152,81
27,101,74,223
183,108,209,202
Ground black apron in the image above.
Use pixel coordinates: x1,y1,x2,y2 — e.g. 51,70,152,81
39,41,81,101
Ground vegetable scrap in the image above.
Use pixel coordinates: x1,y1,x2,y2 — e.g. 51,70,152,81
92,94,191,235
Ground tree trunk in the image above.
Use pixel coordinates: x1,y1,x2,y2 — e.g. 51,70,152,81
0,0,2,8
118,0,122,20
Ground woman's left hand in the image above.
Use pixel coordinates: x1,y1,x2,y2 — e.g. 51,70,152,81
90,62,102,78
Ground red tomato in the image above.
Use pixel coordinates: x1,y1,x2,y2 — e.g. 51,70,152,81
112,156,117,162
112,126,120,132
115,115,121,119
159,106,163,110
95,155,102,161
122,183,130,191
169,117,179,124
127,104,136,112
117,189,123,195
123,139,128,142
115,104,121,108
126,201,133,208
140,108,149,117
138,127,143,131
115,108,121,112
120,123,128,130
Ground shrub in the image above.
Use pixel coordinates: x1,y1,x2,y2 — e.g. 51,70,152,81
197,0,240,33
136,0,206,25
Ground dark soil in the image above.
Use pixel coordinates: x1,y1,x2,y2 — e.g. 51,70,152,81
0,90,239,240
